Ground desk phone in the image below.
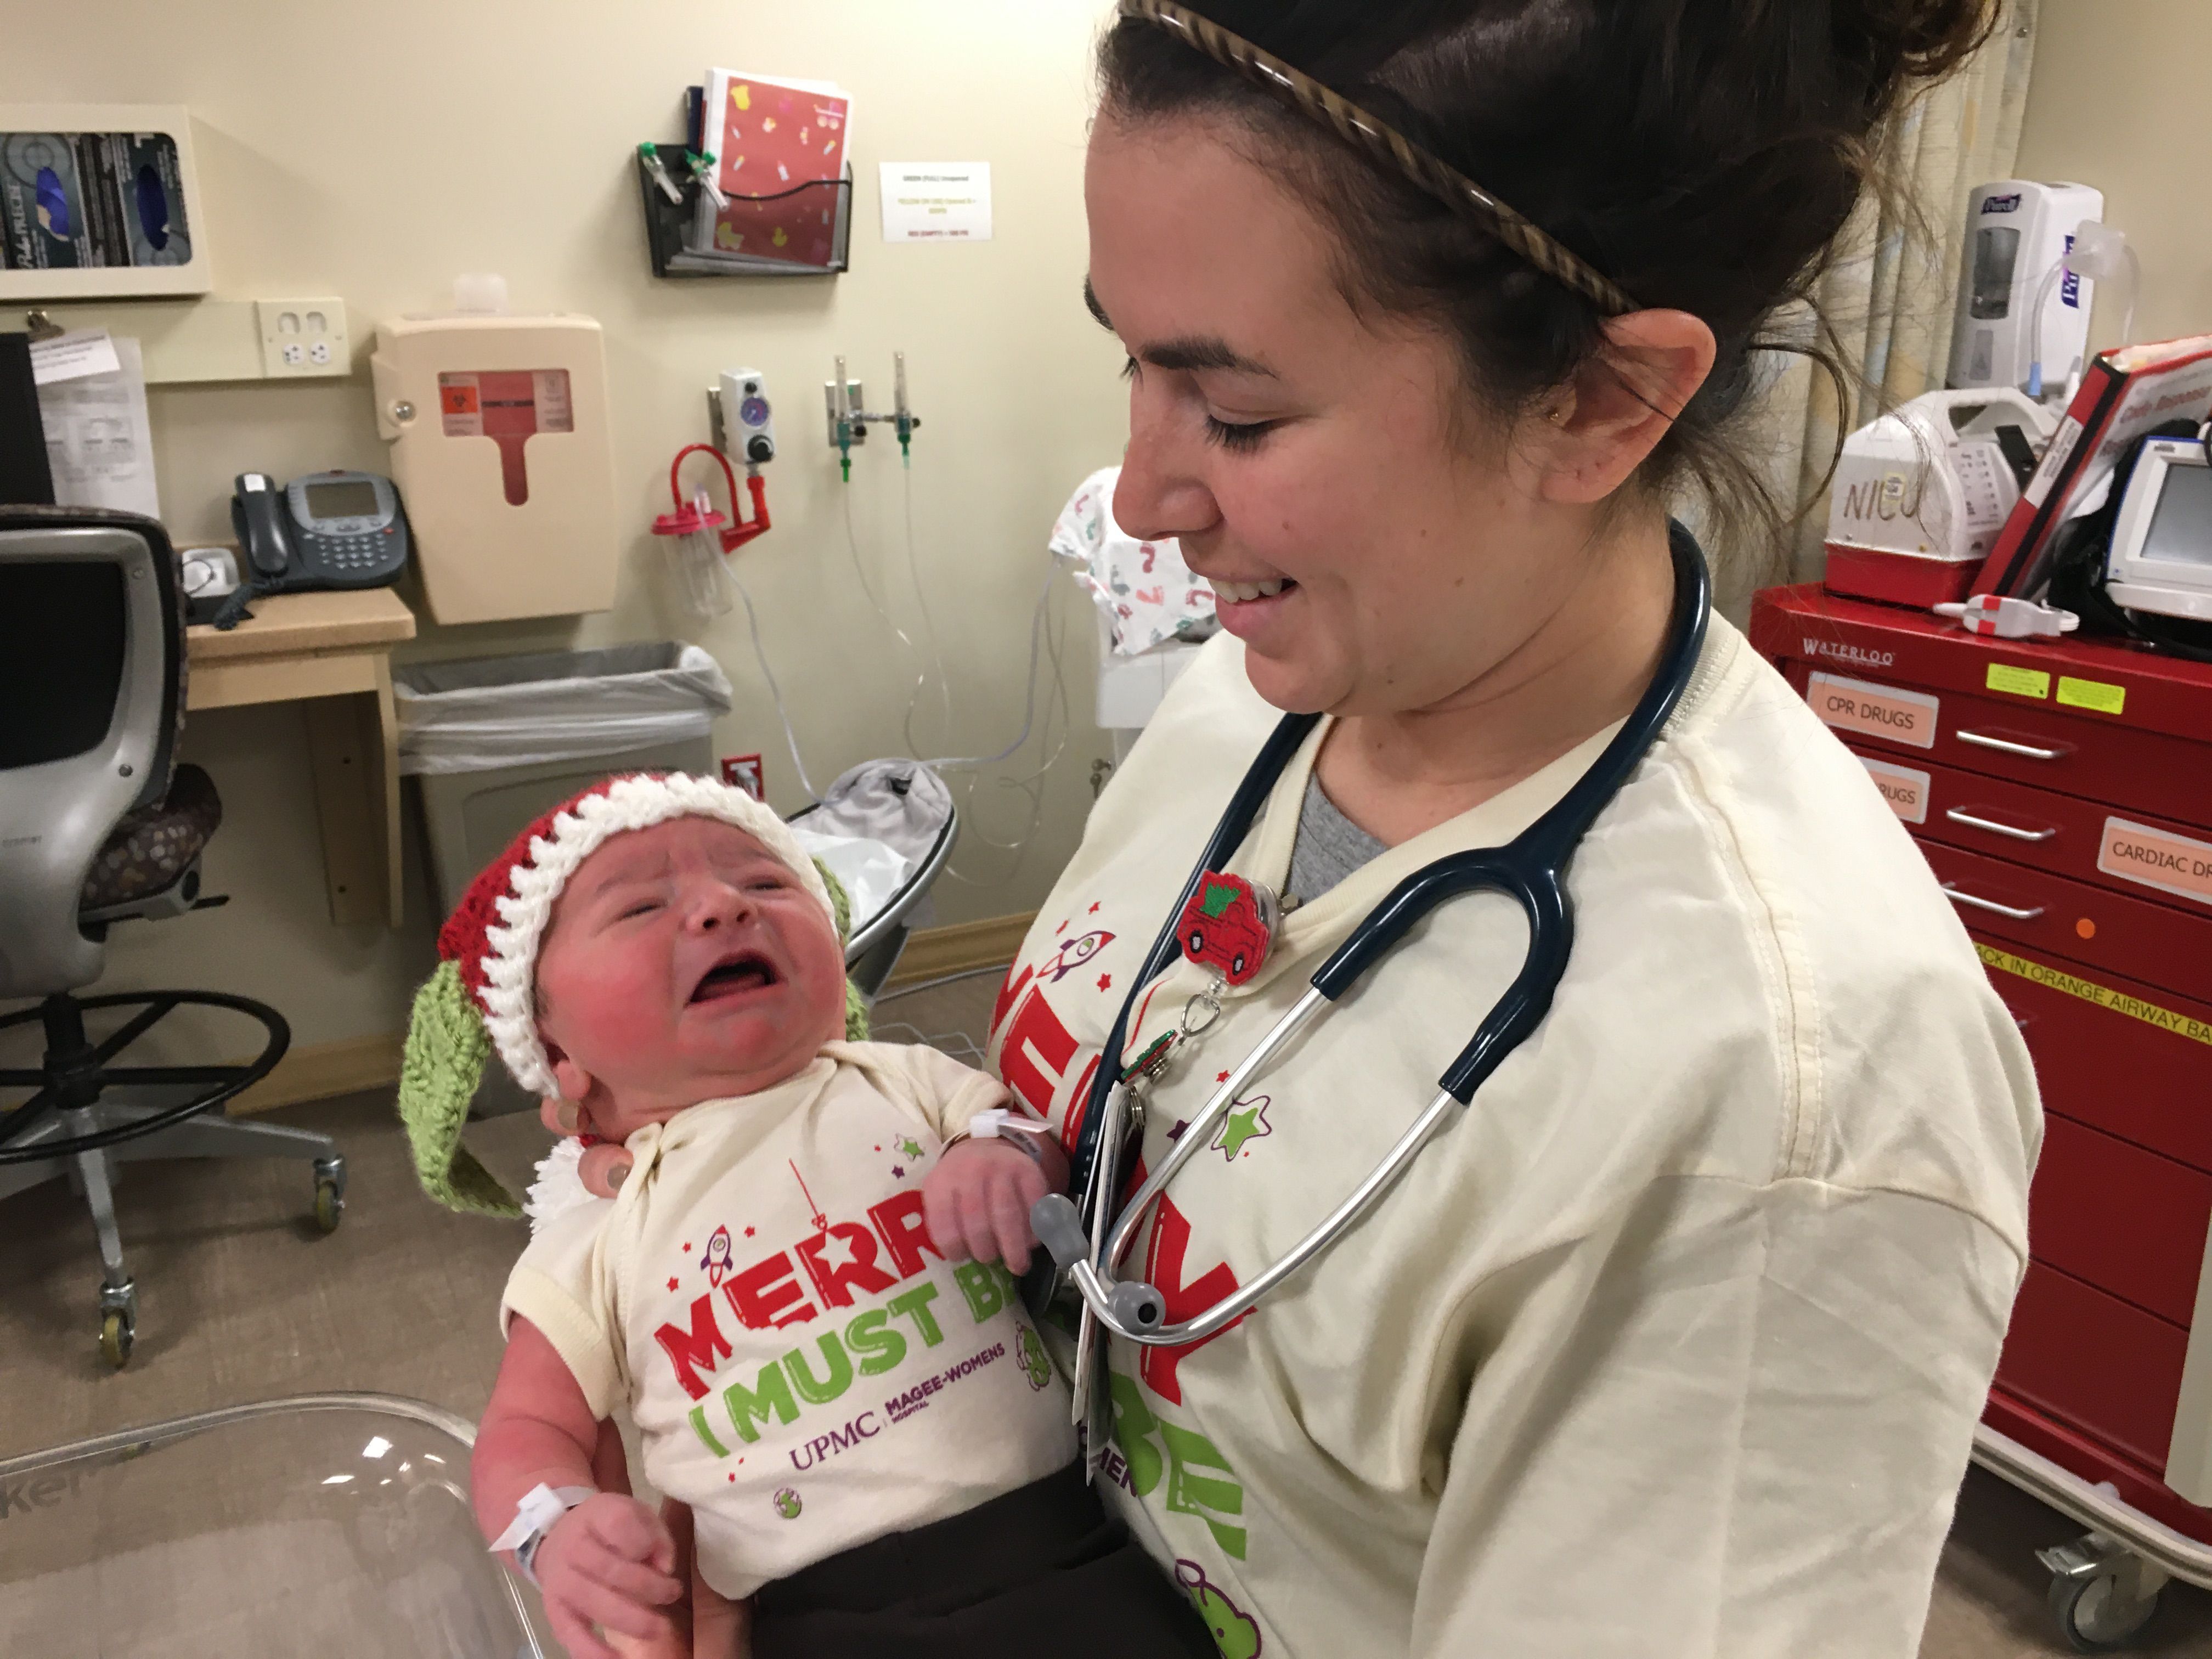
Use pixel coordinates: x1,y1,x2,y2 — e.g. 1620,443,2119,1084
230,470,411,591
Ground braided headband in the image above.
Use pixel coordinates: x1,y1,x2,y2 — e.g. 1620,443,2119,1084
1118,0,1638,317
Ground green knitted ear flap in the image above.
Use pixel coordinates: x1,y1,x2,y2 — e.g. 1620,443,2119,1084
398,960,522,1218
813,857,871,1042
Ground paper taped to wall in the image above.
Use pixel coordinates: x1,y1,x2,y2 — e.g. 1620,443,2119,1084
38,334,158,517
879,163,992,242
29,328,122,385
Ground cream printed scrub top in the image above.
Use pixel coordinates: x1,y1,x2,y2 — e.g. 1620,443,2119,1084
988,616,2040,1658
503,1042,1076,1599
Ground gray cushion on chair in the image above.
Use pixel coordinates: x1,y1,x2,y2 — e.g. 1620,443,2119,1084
81,763,221,909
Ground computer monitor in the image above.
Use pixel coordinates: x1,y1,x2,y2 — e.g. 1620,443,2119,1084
2106,437,2212,622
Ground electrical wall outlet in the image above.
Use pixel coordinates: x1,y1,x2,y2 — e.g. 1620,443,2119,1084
256,297,351,377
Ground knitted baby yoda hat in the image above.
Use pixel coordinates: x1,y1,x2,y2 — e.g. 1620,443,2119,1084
399,771,867,1217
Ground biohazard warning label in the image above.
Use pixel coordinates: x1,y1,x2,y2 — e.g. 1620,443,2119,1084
437,368,573,505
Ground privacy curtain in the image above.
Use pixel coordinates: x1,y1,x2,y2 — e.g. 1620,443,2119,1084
1713,0,2042,612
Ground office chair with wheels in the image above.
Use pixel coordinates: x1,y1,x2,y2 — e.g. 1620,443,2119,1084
0,505,346,1369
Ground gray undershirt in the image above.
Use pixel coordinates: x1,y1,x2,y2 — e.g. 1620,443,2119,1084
1284,776,1389,905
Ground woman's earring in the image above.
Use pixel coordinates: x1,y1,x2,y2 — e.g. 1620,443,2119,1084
1547,404,1571,426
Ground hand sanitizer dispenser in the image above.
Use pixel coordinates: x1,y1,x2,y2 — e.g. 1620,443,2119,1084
370,285,618,624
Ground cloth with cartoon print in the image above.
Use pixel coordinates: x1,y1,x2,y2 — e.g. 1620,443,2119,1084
500,1041,1076,1600
1051,464,1217,656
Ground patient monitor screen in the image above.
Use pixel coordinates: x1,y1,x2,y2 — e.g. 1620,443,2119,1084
304,479,381,522
2143,460,2212,571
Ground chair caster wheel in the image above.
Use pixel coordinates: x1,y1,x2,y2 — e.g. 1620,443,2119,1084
99,1308,134,1369
313,1178,344,1234
2042,1531,2166,1652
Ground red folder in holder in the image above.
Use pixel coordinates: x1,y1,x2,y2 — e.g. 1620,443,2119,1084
1973,335,2212,601
695,70,852,271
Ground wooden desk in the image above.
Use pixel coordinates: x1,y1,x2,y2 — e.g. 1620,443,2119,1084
187,588,416,928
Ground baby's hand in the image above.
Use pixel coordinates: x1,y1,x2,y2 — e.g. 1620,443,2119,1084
532,1492,684,1659
923,1138,1057,1275
541,1094,634,1200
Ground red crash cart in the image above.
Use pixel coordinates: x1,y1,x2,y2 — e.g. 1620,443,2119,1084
1752,585,2212,1652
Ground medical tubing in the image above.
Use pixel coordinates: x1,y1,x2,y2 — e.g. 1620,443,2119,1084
1063,710,1323,1219
1097,1087,1466,1347
1068,526,1706,1254
724,469,771,551
728,565,822,801
842,486,931,744
1101,987,1330,1271
1065,1075,1131,1409
938,561,1077,887
900,464,956,753
669,442,740,517
2028,245,2138,400
2028,259,2066,399
925,558,1066,770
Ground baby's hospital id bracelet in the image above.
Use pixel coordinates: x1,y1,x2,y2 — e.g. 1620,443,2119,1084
944,1107,1056,1168
489,1482,597,1585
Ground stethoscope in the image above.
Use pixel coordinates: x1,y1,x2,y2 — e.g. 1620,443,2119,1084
1030,529,1709,1411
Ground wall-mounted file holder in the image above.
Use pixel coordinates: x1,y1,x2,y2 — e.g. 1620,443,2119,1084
1,105,211,300
637,144,853,279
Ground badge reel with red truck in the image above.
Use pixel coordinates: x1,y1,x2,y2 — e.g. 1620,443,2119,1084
1028,532,1714,1444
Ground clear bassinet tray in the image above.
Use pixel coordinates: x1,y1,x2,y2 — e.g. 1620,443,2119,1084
0,1393,548,1659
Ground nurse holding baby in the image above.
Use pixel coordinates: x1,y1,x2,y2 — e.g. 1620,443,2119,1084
414,3,2042,1655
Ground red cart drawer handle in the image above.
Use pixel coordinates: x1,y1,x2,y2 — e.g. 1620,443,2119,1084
1955,729,2066,761
1942,883,2046,922
1944,808,2059,844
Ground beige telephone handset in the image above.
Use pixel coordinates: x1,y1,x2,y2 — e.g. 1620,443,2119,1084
370,313,618,625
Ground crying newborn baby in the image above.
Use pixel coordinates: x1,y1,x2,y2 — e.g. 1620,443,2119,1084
396,772,1216,1659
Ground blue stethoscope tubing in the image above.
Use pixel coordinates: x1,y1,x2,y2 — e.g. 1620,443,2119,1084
1034,527,1711,1349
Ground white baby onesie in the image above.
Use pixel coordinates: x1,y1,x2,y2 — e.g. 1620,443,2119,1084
501,1041,1077,1599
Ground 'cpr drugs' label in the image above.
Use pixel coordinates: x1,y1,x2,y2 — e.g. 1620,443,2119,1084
2100,818,2212,909
1808,673,1939,750
1859,757,1930,824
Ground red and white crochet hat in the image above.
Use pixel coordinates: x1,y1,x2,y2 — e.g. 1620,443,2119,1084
399,772,848,1216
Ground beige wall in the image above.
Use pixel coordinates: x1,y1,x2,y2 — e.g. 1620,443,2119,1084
2013,0,2212,348
5,2,1129,1052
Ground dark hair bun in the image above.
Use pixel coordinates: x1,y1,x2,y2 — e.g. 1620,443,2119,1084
1848,0,2003,82
1101,0,2005,555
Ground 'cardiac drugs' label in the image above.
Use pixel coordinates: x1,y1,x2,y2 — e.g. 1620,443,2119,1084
2100,819,2212,908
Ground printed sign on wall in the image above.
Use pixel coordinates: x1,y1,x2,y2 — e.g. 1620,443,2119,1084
879,163,992,242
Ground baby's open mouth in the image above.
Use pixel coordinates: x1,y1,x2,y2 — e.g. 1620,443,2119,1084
691,951,780,1003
